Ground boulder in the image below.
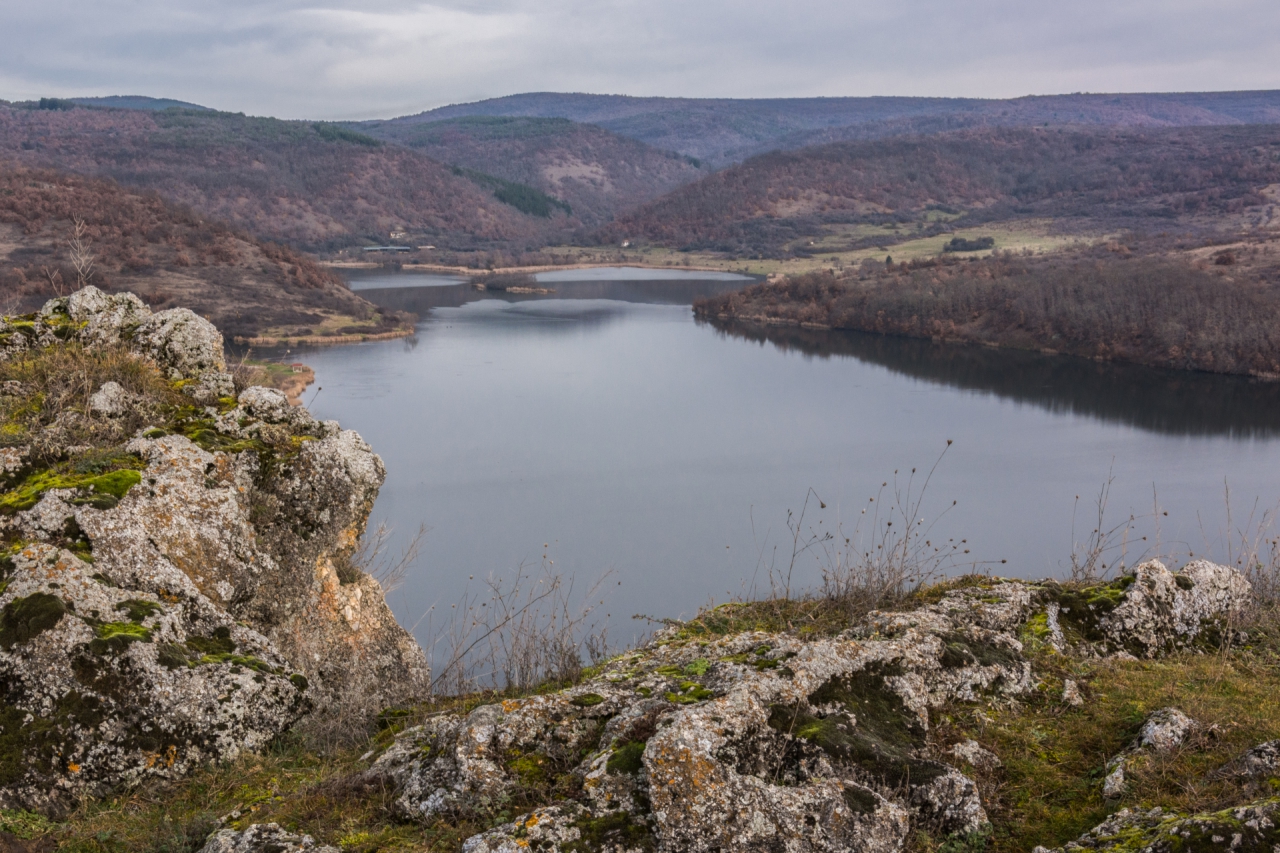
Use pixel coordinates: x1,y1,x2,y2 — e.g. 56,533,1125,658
0,543,306,814
1038,800,1280,853
1099,561,1249,658
1,288,427,708
1213,739,1280,786
1102,707,1198,799
198,824,339,853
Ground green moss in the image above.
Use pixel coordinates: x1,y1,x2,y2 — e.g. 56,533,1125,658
606,741,647,775
89,621,152,655
290,673,309,692
564,810,654,853
939,633,1022,670
0,592,67,648
683,658,710,676
665,682,714,704
570,693,605,707
0,808,55,840
508,754,548,786
0,691,105,787
769,663,946,787
185,626,235,656
195,652,276,673
157,642,192,669
114,599,160,623
0,460,144,515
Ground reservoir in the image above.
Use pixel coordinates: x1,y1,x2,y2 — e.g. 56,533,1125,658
295,268,1280,651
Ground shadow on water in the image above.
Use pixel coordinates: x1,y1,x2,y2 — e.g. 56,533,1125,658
355,277,757,315
703,320,1280,439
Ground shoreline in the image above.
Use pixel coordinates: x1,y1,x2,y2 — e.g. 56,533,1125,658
322,260,748,276
232,327,415,347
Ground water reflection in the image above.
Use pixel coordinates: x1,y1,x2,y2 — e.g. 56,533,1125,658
356,277,760,315
703,320,1280,439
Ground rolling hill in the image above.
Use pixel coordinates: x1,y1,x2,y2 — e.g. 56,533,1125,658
0,164,409,341
597,125,1280,254
357,115,707,227
384,90,1280,167
0,102,572,253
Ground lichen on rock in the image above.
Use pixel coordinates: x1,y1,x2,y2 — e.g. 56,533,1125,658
198,823,340,853
365,564,1250,853
0,287,429,813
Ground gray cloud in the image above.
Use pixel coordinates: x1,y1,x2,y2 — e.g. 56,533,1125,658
2,0,1278,119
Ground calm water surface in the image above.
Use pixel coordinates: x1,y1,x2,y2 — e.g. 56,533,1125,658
293,270,1280,649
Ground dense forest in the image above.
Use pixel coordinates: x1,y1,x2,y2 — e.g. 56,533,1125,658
600,126,1280,254
0,165,409,339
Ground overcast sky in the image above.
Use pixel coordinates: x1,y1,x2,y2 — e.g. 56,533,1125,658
3,0,1278,120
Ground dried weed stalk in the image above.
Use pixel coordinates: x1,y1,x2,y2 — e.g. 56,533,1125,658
426,559,613,697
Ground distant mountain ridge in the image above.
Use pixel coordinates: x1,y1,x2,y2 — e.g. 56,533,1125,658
69,96,212,111
377,90,1280,167
601,125,1280,253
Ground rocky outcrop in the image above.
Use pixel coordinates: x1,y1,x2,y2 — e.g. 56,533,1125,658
1038,800,1280,853
365,568,1246,853
0,542,306,814
0,287,428,811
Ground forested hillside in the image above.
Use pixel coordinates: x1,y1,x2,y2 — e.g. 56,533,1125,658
0,164,409,340
390,90,1280,166
358,115,706,226
599,126,1280,253
0,103,570,252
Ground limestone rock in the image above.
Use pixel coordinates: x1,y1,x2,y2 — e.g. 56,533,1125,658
0,543,307,814
372,581,1033,852
88,382,129,417
1043,800,1280,853
370,566,1251,853
133,307,226,382
949,739,1001,770
1062,679,1083,707
198,824,339,853
1101,561,1249,658
1214,739,1280,784
0,286,430,811
0,447,26,488
1102,708,1198,799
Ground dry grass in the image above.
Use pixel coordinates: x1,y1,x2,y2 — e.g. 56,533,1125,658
0,342,187,464
426,558,613,697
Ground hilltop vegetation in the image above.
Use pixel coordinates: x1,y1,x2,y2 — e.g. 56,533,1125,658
392,89,1280,166
600,125,1280,255
694,236,1280,377
0,103,566,252
358,115,706,227
0,165,410,340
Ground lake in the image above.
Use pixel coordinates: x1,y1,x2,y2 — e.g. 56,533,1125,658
292,268,1280,652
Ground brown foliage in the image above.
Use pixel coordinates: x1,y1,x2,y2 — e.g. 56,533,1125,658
602,125,1280,252
0,105,561,251
696,246,1280,377
0,163,410,338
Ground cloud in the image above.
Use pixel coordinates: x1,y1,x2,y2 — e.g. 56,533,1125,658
3,0,1278,119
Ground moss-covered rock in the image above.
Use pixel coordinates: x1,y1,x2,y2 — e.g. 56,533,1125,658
0,543,307,814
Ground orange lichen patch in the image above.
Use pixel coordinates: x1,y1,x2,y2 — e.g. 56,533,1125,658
67,762,80,773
